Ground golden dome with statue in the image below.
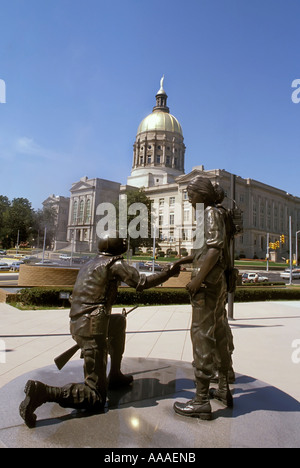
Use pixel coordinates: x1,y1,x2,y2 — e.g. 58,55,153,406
136,76,183,137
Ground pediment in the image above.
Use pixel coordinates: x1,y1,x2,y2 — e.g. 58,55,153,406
175,168,207,184
70,181,94,193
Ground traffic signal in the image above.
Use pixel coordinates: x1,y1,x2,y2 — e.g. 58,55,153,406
276,240,280,248
281,235,285,244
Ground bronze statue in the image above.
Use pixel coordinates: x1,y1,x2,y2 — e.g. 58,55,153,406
19,232,180,428
172,177,234,420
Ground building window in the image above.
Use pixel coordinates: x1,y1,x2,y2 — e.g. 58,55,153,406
166,156,171,165
184,209,190,222
259,200,264,229
147,155,151,164
83,229,89,241
253,203,257,227
159,198,164,207
72,201,78,224
78,200,84,224
182,229,188,241
159,214,163,225
274,205,278,230
267,202,271,230
156,155,161,164
169,197,175,206
169,213,175,225
85,199,91,223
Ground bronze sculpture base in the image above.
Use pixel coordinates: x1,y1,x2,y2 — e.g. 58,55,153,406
1,357,300,448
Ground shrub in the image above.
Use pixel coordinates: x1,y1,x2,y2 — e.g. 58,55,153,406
12,285,300,308
17,287,73,307
234,287,300,302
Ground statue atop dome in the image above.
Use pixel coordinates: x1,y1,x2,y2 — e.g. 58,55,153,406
158,75,165,94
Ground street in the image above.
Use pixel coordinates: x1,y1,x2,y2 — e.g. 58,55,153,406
0,268,300,288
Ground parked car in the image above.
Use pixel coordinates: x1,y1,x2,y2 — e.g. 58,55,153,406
22,255,38,263
145,261,164,271
0,250,7,255
280,269,300,279
59,254,72,260
0,262,10,271
242,272,268,283
35,260,59,265
10,261,24,271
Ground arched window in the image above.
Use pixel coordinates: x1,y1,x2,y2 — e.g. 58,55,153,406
78,200,84,223
73,201,78,224
85,199,91,223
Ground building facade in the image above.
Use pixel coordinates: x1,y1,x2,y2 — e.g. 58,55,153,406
66,176,121,252
42,194,70,251
46,78,300,260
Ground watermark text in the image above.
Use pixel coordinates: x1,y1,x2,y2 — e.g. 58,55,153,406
291,79,300,103
291,339,300,364
0,79,6,103
0,339,6,364
95,196,204,248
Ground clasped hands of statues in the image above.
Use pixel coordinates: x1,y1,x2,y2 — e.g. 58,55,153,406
169,247,220,297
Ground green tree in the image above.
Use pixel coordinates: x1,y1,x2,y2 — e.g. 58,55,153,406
32,206,57,249
114,188,159,255
6,198,35,248
0,196,11,248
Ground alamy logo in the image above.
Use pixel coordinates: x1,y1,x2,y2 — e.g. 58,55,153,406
0,79,6,103
95,196,204,249
291,339,300,364
291,79,300,104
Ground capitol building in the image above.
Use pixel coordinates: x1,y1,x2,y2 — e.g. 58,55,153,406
44,78,300,260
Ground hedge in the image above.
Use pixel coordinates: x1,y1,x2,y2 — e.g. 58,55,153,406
234,287,300,302
13,287,73,307
10,285,300,307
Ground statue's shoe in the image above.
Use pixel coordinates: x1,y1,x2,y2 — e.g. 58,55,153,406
173,399,212,420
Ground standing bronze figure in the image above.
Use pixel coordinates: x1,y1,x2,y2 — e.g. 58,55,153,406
19,233,180,428
173,177,234,420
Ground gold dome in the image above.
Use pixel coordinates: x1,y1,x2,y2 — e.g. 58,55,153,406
137,111,183,136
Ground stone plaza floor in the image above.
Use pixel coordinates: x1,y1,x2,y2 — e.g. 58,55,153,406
0,301,299,447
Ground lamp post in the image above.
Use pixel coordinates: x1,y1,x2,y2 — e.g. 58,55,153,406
288,216,292,285
152,224,156,273
16,230,20,255
296,230,300,267
266,233,270,272
42,226,47,264
228,174,236,319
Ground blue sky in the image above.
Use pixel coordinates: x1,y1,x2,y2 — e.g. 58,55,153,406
0,0,300,209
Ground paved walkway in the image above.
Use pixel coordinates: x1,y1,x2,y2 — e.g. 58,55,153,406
0,301,299,402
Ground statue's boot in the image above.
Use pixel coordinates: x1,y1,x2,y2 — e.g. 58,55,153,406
19,379,105,428
228,366,235,384
209,371,233,407
210,366,235,384
107,315,133,390
108,350,133,389
173,378,212,420
19,380,63,428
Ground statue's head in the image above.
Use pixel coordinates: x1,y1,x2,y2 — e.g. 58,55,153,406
97,231,127,256
213,183,225,205
187,176,220,206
